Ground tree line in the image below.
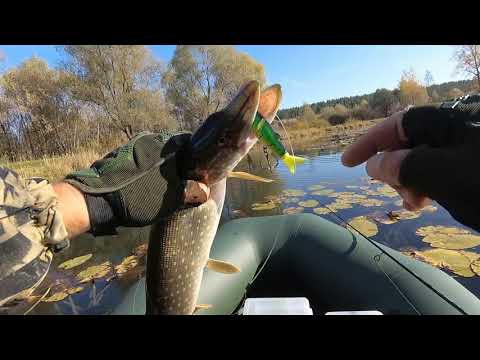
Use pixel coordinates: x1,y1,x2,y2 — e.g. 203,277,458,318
0,45,265,162
279,45,480,124
0,45,478,162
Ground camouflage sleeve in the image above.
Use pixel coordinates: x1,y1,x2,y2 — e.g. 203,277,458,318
0,167,69,282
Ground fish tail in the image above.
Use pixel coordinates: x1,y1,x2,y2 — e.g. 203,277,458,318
281,152,305,175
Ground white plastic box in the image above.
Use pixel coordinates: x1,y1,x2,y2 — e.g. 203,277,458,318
242,297,313,315
325,311,383,315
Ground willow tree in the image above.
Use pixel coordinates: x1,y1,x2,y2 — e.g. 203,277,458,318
60,45,174,139
162,45,266,130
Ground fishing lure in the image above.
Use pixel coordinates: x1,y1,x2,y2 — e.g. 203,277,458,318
252,112,305,175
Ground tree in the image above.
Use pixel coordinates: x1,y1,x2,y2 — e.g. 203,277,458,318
60,45,173,139
398,68,429,106
431,89,441,102
424,70,434,87
447,87,464,99
299,103,316,123
370,88,397,117
1,57,80,157
453,45,480,91
162,45,265,130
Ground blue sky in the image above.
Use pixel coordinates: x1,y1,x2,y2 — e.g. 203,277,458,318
0,45,463,109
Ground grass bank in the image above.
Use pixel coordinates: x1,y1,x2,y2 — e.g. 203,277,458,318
0,118,382,182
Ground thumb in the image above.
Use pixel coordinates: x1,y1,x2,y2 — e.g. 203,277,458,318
184,180,210,204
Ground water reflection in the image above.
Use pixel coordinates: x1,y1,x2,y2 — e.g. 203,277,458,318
26,148,480,314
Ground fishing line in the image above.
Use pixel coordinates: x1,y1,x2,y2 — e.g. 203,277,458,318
275,114,298,173
311,194,468,315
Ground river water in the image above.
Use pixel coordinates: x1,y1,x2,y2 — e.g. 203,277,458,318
23,148,480,315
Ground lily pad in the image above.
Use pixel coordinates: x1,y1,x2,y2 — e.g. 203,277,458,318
282,197,300,204
376,184,399,198
310,189,335,196
471,259,480,276
367,179,382,184
313,207,333,215
329,199,353,211
368,211,398,225
283,189,306,197
43,286,84,302
360,186,370,191
409,249,480,277
416,226,480,250
264,195,283,202
76,262,112,284
115,255,139,275
283,207,304,215
346,216,378,237
357,198,385,207
391,209,422,220
298,199,319,208
58,254,93,270
308,184,325,191
251,200,278,211
327,191,356,198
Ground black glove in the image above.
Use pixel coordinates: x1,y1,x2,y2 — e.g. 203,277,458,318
64,131,192,235
399,94,480,232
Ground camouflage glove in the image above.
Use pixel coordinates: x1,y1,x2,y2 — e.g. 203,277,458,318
0,168,69,306
64,131,192,236
399,94,480,231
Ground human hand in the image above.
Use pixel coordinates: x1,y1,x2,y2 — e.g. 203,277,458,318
342,96,480,231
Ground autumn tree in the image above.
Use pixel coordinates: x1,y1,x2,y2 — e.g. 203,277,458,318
299,103,316,123
1,57,81,157
162,45,265,130
453,45,480,91
60,45,173,139
398,68,429,106
370,88,397,117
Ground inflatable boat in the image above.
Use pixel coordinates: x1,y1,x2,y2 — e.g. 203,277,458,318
113,214,480,315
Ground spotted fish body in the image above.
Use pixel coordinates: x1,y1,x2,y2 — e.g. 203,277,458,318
146,181,225,315
146,80,282,315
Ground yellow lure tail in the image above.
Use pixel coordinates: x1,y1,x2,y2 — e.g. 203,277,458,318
281,152,306,175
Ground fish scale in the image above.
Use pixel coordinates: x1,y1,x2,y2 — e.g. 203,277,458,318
146,197,221,314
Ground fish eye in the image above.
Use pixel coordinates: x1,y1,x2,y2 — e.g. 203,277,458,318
218,136,226,145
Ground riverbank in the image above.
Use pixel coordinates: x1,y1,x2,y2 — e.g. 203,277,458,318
0,119,381,182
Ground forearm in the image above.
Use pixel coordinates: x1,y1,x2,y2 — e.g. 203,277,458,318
52,182,91,239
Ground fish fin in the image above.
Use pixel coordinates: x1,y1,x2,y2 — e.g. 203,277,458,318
281,153,306,175
206,259,241,274
227,171,274,183
193,304,213,314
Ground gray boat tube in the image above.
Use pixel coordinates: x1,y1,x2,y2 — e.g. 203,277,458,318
113,214,480,315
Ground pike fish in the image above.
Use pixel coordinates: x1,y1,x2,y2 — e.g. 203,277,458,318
146,80,282,315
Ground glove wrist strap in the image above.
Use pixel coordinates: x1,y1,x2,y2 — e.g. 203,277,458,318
84,193,119,236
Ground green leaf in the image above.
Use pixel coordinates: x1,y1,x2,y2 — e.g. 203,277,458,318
76,262,112,284
58,254,93,270
416,226,480,250
298,199,319,208
347,216,378,237
283,207,304,215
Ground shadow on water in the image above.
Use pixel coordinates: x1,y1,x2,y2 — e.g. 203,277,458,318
25,147,480,314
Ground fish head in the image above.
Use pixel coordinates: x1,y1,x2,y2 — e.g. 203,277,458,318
184,80,282,185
